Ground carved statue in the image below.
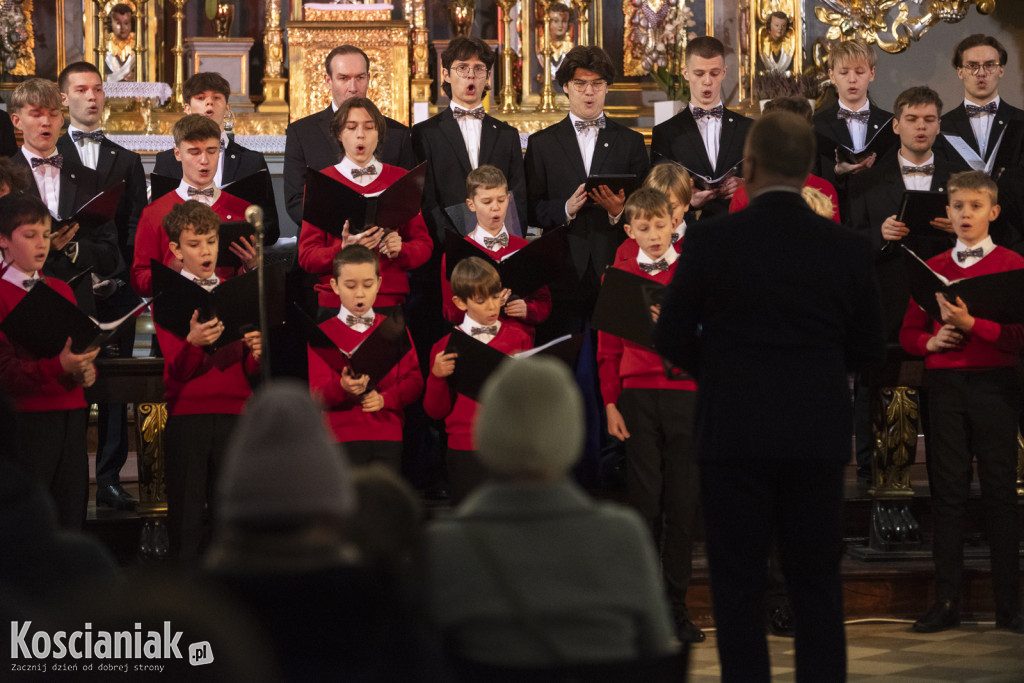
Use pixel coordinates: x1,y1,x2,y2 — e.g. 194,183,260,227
536,2,573,85
758,9,794,75
105,2,137,82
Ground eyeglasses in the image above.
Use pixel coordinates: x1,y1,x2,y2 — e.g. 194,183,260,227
962,61,1001,75
452,64,489,78
569,79,608,93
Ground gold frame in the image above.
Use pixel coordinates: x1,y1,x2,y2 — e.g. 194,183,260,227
84,0,160,82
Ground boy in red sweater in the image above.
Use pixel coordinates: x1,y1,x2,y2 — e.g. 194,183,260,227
131,114,257,297
425,257,531,503
308,244,423,471
597,187,703,643
155,201,262,560
440,165,550,341
0,194,99,529
614,163,693,262
900,170,1024,634
298,97,431,321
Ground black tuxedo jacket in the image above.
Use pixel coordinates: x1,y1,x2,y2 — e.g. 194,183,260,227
12,152,122,281
812,101,897,190
0,111,16,158
283,105,415,225
57,132,147,266
524,115,650,279
154,140,280,245
938,99,1024,171
848,150,967,339
650,106,752,220
655,190,885,463
412,107,525,240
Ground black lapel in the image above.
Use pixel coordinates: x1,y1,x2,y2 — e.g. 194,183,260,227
317,105,337,153
866,107,893,149
931,158,953,192
438,108,473,175
823,103,854,148
11,153,42,201
56,133,83,167
553,117,588,183
58,166,84,219
95,138,118,185
479,114,500,167
222,140,244,183
715,109,744,176
670,109,714,176
985,100,1017,160
943,104,979,154
589,119,616,174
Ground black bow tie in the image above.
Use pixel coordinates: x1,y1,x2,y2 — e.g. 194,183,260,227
671,232,681,245
31,155,63,170
194,277,218,287
966,102,998,117
901,164,934,177
483,233,509,249
574,116,606,132
453,106,485,120
187,186,215,198
351,165,378,179
71,130,105,143
346,314,374,327
692,105,724,120
471,325,498,337
22,278,41,290
956,247,984,262
837,109,870,124
639,259,670,273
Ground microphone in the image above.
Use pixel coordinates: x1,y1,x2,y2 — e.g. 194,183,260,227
244,204,270,382
245,204,264,237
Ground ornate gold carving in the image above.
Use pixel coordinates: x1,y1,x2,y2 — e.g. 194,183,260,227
814,0,996,55
304,8,391,21
169,0,186,110
411,0,430,81
259,0,288,113
233,111,289,135
135,402,168,515
1,0,35,77
871,386,918,495
496,0,520,113
286,22,411,124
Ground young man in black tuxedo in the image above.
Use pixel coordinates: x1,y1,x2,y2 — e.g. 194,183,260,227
525,45,649,339
283,45,416,226
413,36,525,240
940,34,1024,174
650,36,751,221
153,72,279,245
8,79,120,283
56,61,147,512
655,111,885,682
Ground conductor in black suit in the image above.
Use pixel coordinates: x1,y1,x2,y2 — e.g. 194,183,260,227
57,61,147,512
283,45,416,226
153,72,280,245
650,36,752,221
524,45,649,339
655,111,885,682
939,35,1024,173
413,36,525,241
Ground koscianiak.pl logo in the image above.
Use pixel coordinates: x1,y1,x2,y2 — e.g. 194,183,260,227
10,621,213,673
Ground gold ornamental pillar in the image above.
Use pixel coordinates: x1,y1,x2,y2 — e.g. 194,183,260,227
495,0,519,114
569,0,592,46
168,0,186,110
409,0,432,105
535,0,560,113
258,0,289,113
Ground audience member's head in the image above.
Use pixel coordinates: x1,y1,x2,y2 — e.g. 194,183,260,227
348,464,424,574
476,356,584,480
743,111,814,193
0,157,32,197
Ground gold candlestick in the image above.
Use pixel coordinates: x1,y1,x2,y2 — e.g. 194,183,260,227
495,0,519,113
569,0,591,47
535,0,559,113
168,0,186,111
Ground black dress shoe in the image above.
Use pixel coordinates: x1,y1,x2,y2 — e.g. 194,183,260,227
768,604,795,638
995,611,1024,634
675,618,706,643
96,484,138,511
913,599,960,633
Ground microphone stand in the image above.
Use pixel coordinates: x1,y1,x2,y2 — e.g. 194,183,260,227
245,205,271,383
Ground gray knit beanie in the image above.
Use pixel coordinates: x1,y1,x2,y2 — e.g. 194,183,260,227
216,380,356,524
475,355,583,475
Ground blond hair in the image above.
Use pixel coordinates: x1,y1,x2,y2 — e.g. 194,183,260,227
801,187,834,218
828,38,876,70
10,78,62,113
644,164,693,209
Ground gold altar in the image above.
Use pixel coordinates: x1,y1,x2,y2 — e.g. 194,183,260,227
286,20,411,124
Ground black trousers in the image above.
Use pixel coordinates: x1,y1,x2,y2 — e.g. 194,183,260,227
164,413,238,561
339,440,403,472
447,448,488,505
14,409,89,530
95,285,138,489
924,368,1021,618
619,388,699,617
701,458,847,683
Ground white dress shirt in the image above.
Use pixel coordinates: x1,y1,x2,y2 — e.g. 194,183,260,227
67,125,101,170
337,303,376,333
469,225,510,252
451,104,483,170
181,269,219,291
176,180,221,206
673,219,687,244
565,111,621,225
690,101,723,167
838,101,870,152
2,263,41,291
965,95,999,158
336,156,380,188
22,147,62,218
898,152,935,192
459,313,500,344
953,235,994,269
